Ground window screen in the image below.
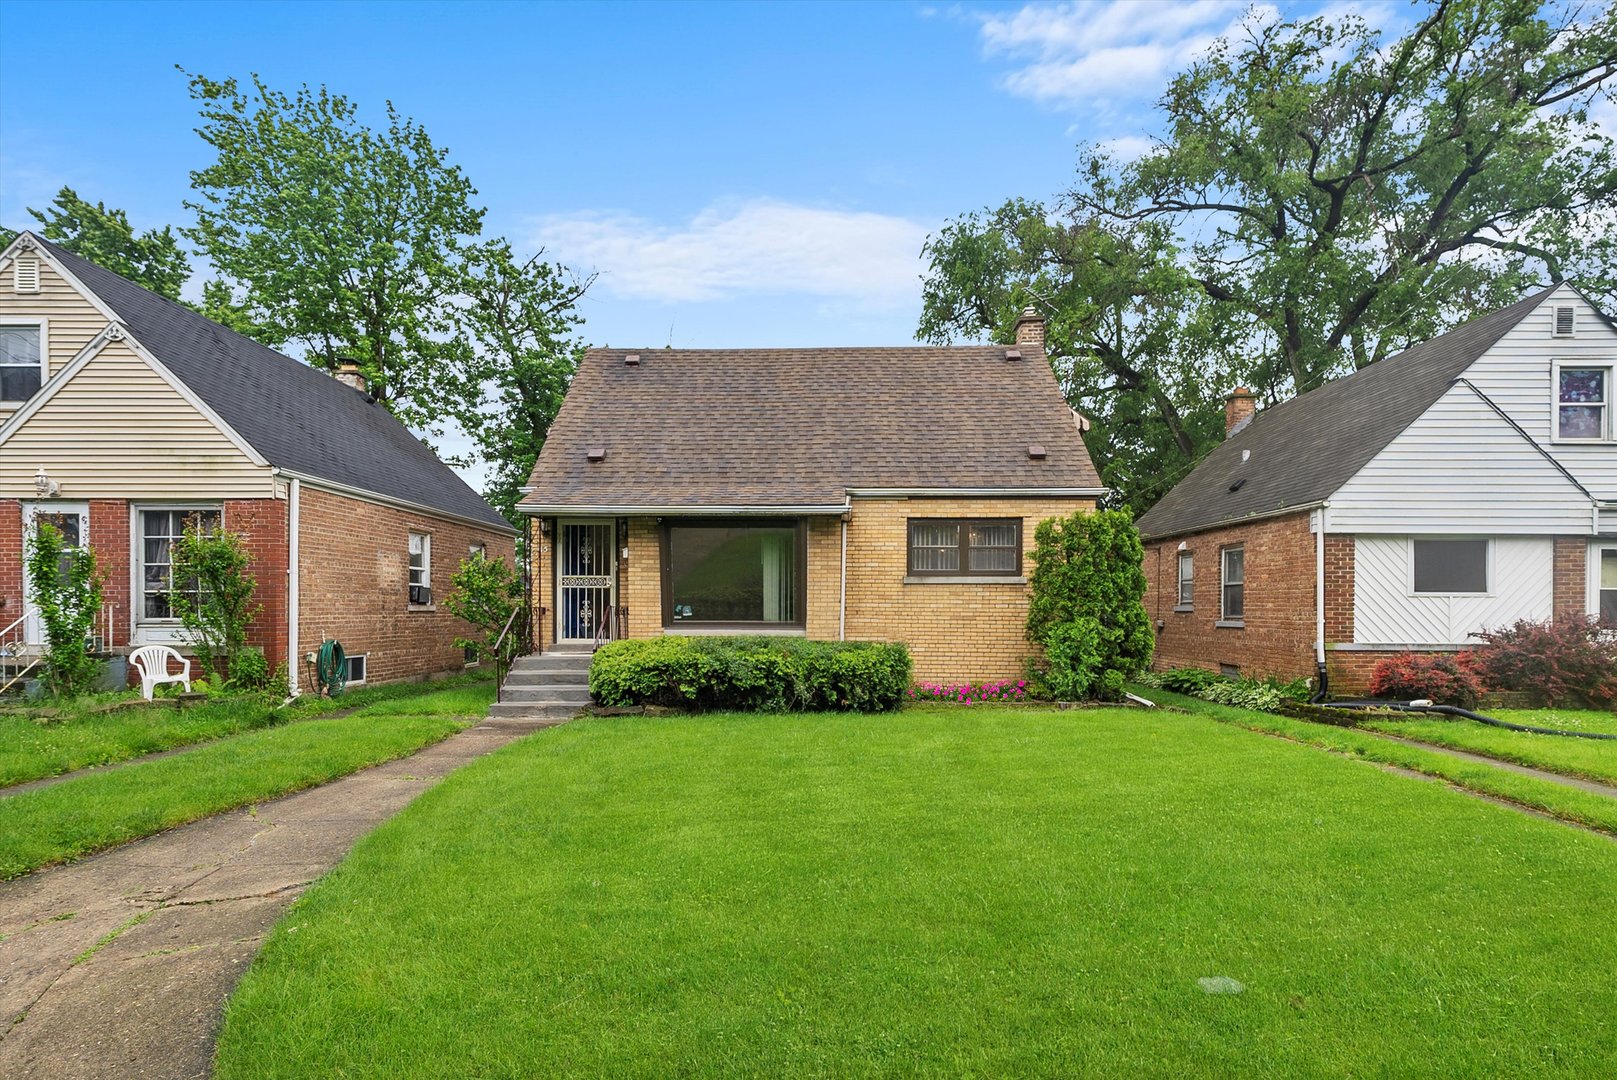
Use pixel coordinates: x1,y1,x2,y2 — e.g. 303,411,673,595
1177,553,1194,606
1220,546,1244,620
1412,540,1488,594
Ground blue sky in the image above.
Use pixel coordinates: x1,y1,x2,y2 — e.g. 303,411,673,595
0,0,1389,477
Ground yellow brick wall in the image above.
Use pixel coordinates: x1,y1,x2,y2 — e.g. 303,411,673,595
624,517,662,638
844,496,1097,681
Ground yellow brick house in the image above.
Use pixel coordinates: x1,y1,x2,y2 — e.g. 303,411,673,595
517,312,1105,681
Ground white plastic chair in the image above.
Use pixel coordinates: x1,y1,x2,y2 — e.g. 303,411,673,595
130,645,192,700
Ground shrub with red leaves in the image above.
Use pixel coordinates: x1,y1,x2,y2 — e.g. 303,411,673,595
1367,653,1484,708
1468,617,1617,709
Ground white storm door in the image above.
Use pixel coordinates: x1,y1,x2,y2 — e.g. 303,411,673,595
20,502,90,646
556,520,617,643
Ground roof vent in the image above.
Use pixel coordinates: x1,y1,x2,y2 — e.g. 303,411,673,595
586,446,607,462
1027,444,1047,460
13,256,39,294
1004,348,1023,362
1553,306,1575,337
1228,477,1247,492
624,353,641,366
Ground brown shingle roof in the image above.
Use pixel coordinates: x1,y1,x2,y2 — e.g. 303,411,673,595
520,346,1103,511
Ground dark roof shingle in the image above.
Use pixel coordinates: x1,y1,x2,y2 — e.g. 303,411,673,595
521,346,1102,509
37,238,510,532
1134,286,1560,539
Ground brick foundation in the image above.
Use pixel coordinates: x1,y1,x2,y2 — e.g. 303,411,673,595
1552,537,1588,622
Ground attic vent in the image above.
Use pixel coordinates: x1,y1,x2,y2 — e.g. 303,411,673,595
1228,478,1247,493
1027,444,1047,460
586,446,607,462
13,256,39,293
1004,348,1023,362
1553,306,1575,337
624,353,641,366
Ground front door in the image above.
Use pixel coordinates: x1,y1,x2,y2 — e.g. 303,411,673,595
20,502,90,646
556,519,617,643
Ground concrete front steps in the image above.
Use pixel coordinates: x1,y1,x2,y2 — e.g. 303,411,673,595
485,646,594,722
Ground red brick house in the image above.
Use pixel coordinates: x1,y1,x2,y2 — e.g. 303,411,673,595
516,311,1106,681
1137,285,1617,694
1,231,516,694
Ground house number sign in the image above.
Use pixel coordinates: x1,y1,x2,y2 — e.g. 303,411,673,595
561,575,613,589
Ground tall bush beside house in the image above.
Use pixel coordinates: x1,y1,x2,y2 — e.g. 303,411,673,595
1468,618,1617,709
23,522,105,696
444,553,523,664
170,520,260,679
1025,509,1154,700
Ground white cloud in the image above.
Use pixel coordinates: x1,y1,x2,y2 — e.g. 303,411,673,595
978,1,1275,108
531,199,932,308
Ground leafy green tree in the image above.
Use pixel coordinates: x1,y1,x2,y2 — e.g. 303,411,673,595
23,522,105,697
169,520,261,676
454,239,593,523
445,551,524,664
1025,510,1153,700
922,0,1617,513
7,187,191,300
182,70,485,434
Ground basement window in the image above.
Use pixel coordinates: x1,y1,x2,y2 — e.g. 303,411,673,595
1411,539,1489,595
346,654,368,685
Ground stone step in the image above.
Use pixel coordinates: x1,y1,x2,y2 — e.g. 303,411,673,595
502,668,589,687
508,657,592,675
499,685,593,705
484,701,583,721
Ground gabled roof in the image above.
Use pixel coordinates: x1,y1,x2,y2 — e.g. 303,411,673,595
1134,285,1565,540
520,346,1104,512
13,235,511,532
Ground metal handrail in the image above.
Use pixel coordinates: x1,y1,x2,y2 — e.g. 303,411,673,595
493,605,522,704
592,604,616,652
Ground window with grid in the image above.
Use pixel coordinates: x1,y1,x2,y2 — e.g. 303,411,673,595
1557,367,1610,441
408,532,432,605
0,324,43,402
907,519,1021,576
141,509,221,619
1220,546,1245,622
1177,552,1194,607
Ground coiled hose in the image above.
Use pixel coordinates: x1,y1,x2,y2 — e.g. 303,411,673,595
314,639,347,697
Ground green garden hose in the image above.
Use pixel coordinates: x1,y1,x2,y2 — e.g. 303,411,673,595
315,639,347,697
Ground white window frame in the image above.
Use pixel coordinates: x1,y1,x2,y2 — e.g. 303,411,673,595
1550,359,1613,444
1176,552,1194,610
1593,542,1617,625
131,503,224,645
408,531,433,608
1407,537,1493,597
0,316,49,404
468,542,487,560
345,653,368,686
1218,545,1244,626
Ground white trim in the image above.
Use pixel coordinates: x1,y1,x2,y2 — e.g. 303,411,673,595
902,575,1026,585
0,324,121,442
1549,358,1614,444
847,487,1107,498
1220,543,1245,623
0,315,48,405
408,530,433,609
1593,541,1616,620
0,232,125,325
281,469,518,536
287,478,300,698
344,652,368,686
520,502,849,517
1176,550,1194,608
838,516,847,642
1407,537,1492,597
1313,505,1327,665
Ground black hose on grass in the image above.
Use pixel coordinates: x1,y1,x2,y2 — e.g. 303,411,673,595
1324,700,1617,741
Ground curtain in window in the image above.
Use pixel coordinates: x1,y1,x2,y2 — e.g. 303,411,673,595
760,532,792,622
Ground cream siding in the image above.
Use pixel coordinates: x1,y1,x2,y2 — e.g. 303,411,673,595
1352,536,1553,646
1327,381,1593,534
0,257,112,423
0,338,275,499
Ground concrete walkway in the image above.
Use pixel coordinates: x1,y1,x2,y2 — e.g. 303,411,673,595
0,712,565,1080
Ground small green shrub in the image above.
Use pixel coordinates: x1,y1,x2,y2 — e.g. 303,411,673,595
170,521,260,677
228,647,274,692
1199,678,1284,712
1155,666,1220,695
445,553,524,664
589,637,912,713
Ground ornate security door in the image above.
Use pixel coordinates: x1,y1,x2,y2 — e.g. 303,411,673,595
556,520,616,643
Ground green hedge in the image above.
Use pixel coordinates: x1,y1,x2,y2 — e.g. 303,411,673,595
589,636,912,713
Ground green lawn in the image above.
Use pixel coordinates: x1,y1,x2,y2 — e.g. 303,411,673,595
0,681,494,878
0,673,492,789
216,707,1617,1078
1364,708,1617,785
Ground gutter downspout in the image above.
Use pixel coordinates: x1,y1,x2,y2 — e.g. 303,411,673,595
839,514,848,641
1313,503,1328,702
287,477,300,698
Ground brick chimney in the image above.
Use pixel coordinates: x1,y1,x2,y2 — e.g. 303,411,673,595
1013,307,1046,351
333,358,367,393
1225,387,1257,437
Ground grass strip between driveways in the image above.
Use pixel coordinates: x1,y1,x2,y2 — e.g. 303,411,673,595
0,674,493,789
0,683,494,879
1137,687,1617,835
215,707,1617,1078
1361,708,1617,787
